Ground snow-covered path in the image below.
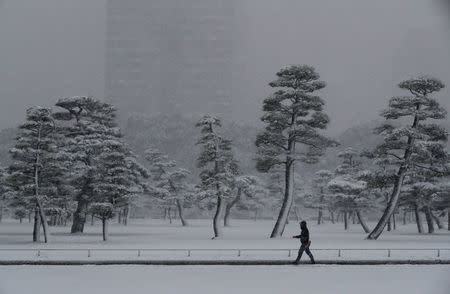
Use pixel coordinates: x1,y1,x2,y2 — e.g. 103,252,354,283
0,265,449,294
1,219,449,260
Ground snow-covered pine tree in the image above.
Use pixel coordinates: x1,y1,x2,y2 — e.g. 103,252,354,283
196,115,239,238
327,148,370,232
366,76,448,240
255,65,337,238
6,107,60,242
302,170,333,225
91,137,148,240
145,148,190,226
0,166,8,222
54,97,118,234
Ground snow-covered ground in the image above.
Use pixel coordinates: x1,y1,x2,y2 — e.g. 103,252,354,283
0,219,449,260
0,265,449,294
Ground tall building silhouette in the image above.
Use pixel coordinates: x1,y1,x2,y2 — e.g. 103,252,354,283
106,0,234,119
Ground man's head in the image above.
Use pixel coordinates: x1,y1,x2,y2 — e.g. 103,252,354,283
300,221,307,229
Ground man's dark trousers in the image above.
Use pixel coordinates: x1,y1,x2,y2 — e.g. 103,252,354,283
295,244,315,264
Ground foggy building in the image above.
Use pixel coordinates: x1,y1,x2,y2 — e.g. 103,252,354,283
105,0,234,119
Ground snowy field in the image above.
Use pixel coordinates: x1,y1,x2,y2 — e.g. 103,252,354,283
0,219,449,261
0,265,449,294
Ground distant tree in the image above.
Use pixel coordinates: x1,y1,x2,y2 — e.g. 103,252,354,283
0,166,8,222
14,207,27,223
89,203,114,241
255,65,337,238
366,77,448,240
302,170,333,225
327,148,371,232
6,107,60,242
223,175,263,226
196,115,239,238
146,148,190,226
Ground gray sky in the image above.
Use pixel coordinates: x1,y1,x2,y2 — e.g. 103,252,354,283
0,0,449,134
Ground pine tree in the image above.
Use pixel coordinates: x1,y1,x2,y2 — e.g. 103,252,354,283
7,107,59,242
145,148,190,226
0,166,8,222
366,76,448,240
255,65,337,238
302,170,333,225
327,148,372,232
196,115,239,238
54,97,119,234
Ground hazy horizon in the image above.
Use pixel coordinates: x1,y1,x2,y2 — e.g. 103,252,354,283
0,0,449,134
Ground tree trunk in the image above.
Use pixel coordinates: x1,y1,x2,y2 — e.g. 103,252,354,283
20,218,23,223
356,210,370,233
330,210,335,224
168,207,172,224
293,207,300,222
423,206,434,234
118,210,122,224
254,209,258,221
33,207,41,242
102,218,108,241
176,199,188,227
213,196,224,238
36,198,50,243
224,188,241,227
448,208,450,231
163,208,167,220
344,211,348,230
91,214,94,226
0,200,3,223
387,215,392,232
71,199,88,233
403,210,407,225
28,212,32,223
317,209,323,225
123,204,130,226
270,161,294,238
414,204,424,234
431,212,443,229
392,213,396,230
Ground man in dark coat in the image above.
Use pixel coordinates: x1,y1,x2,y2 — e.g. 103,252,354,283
292,221,315,264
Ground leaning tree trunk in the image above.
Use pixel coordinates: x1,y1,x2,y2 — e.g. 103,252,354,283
176,199,188,227
224,188,242,227
423,206,435,234
356,210,370,233
212,195,224,238
71,199,88,234
36,198,50,243
387,215,392,232
33,207,41,242
431,212,443,229
367,108,420,240
102,218,108,241
270,160,294,238
414,204,424,234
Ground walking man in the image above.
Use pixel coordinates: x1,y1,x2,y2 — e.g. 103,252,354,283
292,221,315,264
